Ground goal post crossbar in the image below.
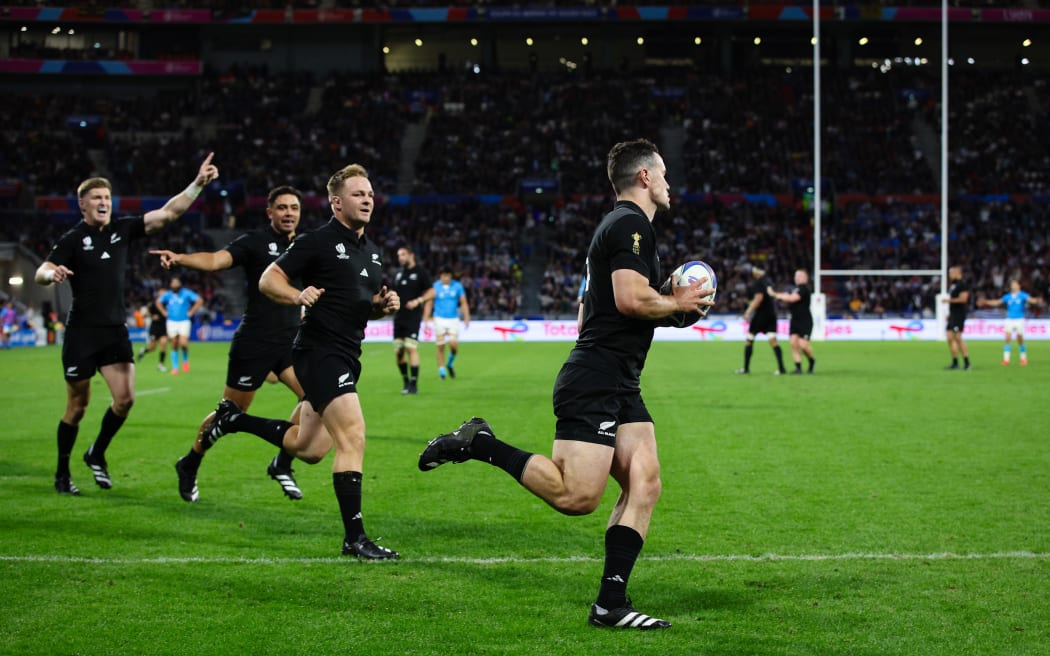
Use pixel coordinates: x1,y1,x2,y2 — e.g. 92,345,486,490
819,269,943,277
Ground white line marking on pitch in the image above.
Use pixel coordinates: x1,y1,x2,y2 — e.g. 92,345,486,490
0,551,1046,566
136,387,171,397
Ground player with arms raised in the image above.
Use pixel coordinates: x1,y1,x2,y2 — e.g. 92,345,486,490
35,153,219,495
418,139,713,629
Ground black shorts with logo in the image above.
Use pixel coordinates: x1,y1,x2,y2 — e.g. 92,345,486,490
62,324,134,382
748,313,778,336
292,348,362,413
226,335,295,392
552,362,653,447
790,318,813,340
946,316,966,334
393,317,420,341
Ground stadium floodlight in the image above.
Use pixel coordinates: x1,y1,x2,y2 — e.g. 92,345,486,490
9,276,24,286
1023,38,1032,47
915,37,923,46
525,37,534,46
753,37,761,46
470,38,478,47
637,37,645,46
694,36,702,45
414,38,423,47
859,37,869,46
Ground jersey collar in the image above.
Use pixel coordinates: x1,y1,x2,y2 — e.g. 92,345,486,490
614,200,647,220
328,216,369,245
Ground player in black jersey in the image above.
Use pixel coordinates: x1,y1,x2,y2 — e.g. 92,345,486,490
737,265,787,375
392,246,434,395
34,153,219,495
770,269,816,374
136,288,169,372
150,186,307,503
197,164,401,560
419,140,713,629
942,265,971,370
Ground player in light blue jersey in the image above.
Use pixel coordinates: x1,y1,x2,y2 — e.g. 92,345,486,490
157,277,202,375
979,279,1042,366
424,265,470,379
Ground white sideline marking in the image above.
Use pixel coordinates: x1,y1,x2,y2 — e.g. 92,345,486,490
136,387,171,397
0,551,1046,566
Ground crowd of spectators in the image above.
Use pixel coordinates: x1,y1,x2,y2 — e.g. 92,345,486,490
2,1,1028,9
3,64,1049,320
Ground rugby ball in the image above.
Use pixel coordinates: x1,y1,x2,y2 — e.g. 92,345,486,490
660,260,717,328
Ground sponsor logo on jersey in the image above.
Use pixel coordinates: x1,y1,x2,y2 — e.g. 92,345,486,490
110,233,121,244
335,243,349,260
100,252,111,260
268,242,279,255
631,232,641,255
82,236,94,251
360,268,369,277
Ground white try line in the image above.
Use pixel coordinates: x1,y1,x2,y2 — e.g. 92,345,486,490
136,387,171,397
1,551,1046,566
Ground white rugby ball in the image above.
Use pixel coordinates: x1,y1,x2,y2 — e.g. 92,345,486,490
660,260,717,327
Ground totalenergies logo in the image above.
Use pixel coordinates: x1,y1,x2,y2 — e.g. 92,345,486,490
691,320,727,340
494,321,529,341
888,320,924,340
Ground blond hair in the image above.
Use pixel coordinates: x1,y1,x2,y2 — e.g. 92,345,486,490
327,164,369,197
77,177,112,199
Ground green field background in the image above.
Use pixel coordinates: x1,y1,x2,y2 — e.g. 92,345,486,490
1,340,1047,655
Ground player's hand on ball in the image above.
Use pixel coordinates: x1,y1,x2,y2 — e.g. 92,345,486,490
296,286,324,307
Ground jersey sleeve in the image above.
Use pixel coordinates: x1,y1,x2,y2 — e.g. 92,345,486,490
273,232,315,280
45,229,77,267
605,213,654,278
419,268,433,290
224,233,253,268
118,215,147,241
187,289,201,303
159,291,172,306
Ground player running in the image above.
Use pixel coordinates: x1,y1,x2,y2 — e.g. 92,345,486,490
978,278,1043,366
34,153,219,495
195,164,401,559
392,246,434,394
419,139,713,629
151,186,307,503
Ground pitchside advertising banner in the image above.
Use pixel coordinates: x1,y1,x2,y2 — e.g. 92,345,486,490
11,317,1048,348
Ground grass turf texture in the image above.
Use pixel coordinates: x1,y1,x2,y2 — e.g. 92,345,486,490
1,339,1047,655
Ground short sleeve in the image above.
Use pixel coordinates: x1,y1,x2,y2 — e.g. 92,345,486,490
605,213,654,278
117,215,147,241
273,232,316,280
224,233,253,268
46,230,76,267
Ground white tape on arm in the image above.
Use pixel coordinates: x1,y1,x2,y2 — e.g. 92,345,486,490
182,181,204,200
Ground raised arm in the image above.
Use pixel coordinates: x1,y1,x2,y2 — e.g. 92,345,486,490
143,152,220,234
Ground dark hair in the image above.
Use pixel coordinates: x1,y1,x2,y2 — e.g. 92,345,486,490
607,139,660,195
398,244,415,254
439,264,453,275
267,185,303,206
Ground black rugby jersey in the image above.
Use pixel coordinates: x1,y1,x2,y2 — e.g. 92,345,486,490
948,279,971,322
273,217,383,356
224,225,299,343
568,200,660,381
749,275,777,322
393,264,432,325
788,283,812,322
46,216,146,327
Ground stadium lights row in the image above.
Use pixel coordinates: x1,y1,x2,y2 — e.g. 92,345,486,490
385,35,704,51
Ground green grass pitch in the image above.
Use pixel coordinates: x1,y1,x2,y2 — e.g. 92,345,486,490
1,339,1047,655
